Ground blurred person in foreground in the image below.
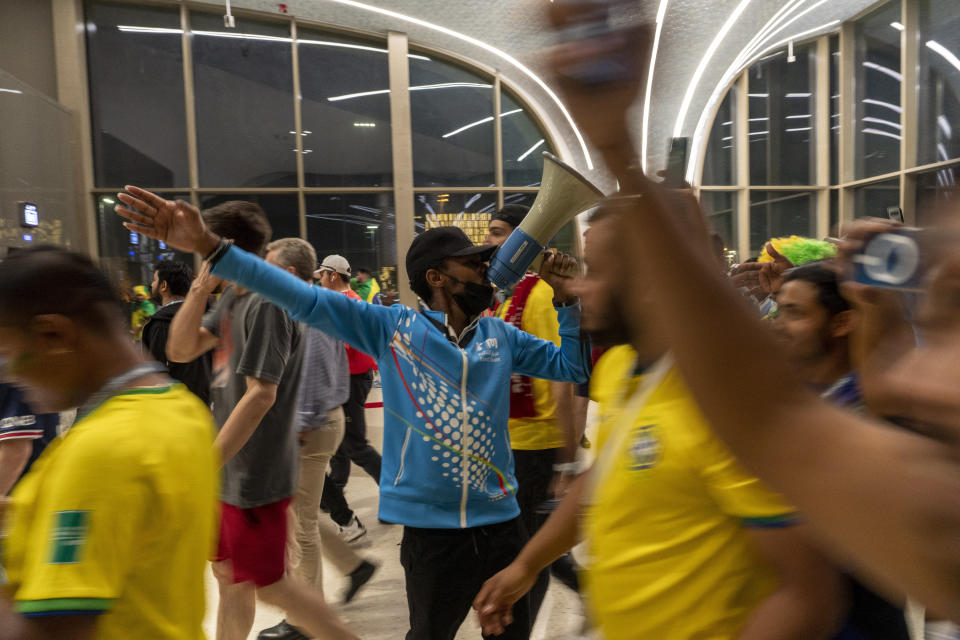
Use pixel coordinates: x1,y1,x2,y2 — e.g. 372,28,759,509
473,203,845,639
115,189,589,640
544,2,960,621
484,205,583,622
0,246,217,639
163,204,355,640
141,260,212,405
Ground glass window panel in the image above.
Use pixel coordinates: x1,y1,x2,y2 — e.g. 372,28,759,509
748,45,815,186
85,1,188,188
702,89,736,186
701,191,737,253
918,0,960,166
190,12,296,187
95,193,193,294
851,178,899,219
409,55,495,187
501,91,554,187
830,36,840,185
915,166,959,226
298,29,392,187
853,1,902,180
414,192,499,245
748,191,816,255
198,193,300,243
305,193,397,293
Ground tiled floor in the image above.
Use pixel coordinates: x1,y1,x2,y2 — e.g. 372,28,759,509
202,388,591,639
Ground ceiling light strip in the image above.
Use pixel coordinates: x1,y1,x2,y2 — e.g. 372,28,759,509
673,0,755,137
517,139,546,162
641,0,670,173
324,0,594,169
686,17,840,182
926,40,960,74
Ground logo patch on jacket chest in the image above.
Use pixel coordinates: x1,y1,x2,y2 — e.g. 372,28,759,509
475,337,502,362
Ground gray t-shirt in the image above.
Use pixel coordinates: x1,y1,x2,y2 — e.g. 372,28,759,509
203,287,304,508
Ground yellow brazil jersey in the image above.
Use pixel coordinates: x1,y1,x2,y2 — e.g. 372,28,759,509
1,384,218,639
583,346,798,640
497,278,566,450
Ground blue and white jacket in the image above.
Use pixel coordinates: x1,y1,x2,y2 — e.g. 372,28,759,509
212,246,589,529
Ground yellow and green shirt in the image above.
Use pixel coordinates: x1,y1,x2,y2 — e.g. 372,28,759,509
497,278,566,450
2,384,218,639
584,345,798,639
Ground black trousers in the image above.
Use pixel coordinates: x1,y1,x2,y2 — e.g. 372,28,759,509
513,448,580,624
320,474,354,527
401,518,532,640
329,370,381,486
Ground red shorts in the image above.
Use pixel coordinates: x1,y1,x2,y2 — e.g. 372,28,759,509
215,498,291,587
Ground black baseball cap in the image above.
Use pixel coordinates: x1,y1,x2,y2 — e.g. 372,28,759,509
491,204,529,230
406,226,496,278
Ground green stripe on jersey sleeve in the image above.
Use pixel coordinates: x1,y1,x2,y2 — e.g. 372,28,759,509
16,597,113,614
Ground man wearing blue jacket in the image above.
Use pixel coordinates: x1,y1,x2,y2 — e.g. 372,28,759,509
116,186,590,640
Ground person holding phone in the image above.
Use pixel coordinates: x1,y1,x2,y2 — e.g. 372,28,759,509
544,2,960,622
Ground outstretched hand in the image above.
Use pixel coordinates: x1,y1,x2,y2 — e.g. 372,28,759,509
115,186,219,256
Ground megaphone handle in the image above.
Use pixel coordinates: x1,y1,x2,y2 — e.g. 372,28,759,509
536,249,578,278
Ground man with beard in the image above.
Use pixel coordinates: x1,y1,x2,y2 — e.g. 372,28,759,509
114,187,589,640
473,205,845,640
773,264,910,640
141,260,212,405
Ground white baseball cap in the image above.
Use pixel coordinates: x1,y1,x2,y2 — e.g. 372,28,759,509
314,254,351,278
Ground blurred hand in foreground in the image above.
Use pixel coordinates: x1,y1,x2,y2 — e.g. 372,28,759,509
472,561,539,636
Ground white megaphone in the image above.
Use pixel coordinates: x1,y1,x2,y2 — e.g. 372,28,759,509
487,152,604,289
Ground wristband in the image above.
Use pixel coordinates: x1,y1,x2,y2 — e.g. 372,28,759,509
553,460,587,475
203,237,231,266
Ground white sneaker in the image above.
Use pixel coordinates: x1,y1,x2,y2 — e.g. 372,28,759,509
338,516,367,543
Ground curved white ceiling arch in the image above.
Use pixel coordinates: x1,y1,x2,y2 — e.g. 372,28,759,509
325,0,595,170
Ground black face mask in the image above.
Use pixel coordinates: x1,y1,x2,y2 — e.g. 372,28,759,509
442,272,495,318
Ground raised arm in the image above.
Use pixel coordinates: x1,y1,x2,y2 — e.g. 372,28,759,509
508,303,589,385
116,187,400,359
210,246,399,359
167,262,220,363
546,16,960,617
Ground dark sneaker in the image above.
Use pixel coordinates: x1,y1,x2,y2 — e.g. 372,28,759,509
343,560,378,604
257,619,309,640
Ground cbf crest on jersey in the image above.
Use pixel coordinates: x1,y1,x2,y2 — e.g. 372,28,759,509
629,424,660,471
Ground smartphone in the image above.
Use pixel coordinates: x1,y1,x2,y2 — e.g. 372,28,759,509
664,137,690,188
851,228,926,290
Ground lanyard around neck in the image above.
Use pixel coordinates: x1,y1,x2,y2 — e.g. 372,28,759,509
587,352,674,502
76,361,168,422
